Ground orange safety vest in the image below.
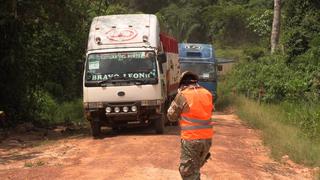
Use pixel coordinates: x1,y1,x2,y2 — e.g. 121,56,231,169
180,86,213,140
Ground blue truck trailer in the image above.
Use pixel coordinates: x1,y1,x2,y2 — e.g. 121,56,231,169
178,43,218,103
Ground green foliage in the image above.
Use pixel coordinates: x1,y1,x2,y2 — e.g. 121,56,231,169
229,53,319,102
32,90,84,126
215,79,233,111
215,48,243,59
246,0,273,8
218,0,249,6
282,27,310,59
243,46,265,61
247,9,273,37
55,99,85,126
283,0,320,59
26,22,78,99
227,0,320,104
0,0,129,125
87,2,129,17
157,3,201,42
203,4,259,47
32,90,59,126
105,4,128,15
224,2,320,165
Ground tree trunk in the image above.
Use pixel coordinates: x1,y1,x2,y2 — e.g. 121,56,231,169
271,0,281,54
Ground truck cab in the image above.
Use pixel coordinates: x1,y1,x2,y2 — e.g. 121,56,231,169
83,14,180,137
178,43,218,102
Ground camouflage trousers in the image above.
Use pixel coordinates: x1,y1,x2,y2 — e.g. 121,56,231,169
179,139,212,180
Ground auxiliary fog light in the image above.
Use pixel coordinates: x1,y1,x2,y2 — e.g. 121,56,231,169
114,107,120,113
123,106,129,113
105,107,112,113
131,105,137,112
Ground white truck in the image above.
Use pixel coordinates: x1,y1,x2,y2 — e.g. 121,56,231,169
83,14,180,137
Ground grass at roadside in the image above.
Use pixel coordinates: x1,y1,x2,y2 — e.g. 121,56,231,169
233,96,320,166
215,77,233,111
54,99,85,125
216,80,320,167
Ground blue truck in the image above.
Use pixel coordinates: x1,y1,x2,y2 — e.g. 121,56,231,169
178,43,218,103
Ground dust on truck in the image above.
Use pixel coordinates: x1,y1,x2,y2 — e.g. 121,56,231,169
83,14,180,137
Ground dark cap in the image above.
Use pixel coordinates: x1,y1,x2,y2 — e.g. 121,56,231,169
179,71,199,87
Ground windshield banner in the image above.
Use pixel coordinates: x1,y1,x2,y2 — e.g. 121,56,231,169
87,72,156,81
100,52,146,60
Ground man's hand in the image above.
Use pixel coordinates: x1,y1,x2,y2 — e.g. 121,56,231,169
167,91,189,123
167,101,179,122
209,118,217,126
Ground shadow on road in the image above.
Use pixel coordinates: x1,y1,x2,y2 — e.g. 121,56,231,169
95,125,180,139
0,124,180,148
0,126,90,151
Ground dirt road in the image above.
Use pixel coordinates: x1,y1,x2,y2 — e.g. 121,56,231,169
0,112,316,180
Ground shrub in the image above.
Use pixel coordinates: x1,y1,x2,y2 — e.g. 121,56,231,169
243,46,266,61
32,90,59,126
31,90,84,127
229,54,319,102
55,99,84,126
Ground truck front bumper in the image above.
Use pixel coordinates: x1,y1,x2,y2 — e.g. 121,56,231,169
84,101,163,127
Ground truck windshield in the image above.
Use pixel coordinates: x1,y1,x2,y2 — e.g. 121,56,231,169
85,51,157,83
180,62,216,80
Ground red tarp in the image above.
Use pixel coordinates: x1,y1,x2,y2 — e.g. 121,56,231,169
160,33,178,54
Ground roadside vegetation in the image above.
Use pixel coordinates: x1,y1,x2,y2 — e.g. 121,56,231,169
33,95,84,127
213,0,320,169
217,80,320,167
236,96,320,166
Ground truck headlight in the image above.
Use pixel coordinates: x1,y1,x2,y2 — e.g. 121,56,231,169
123,106,129,112
131,105,137,112
105,107,112,113
114,107,120,113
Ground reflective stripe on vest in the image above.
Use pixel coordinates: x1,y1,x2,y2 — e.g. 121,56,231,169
180,116,212,130
181,116,211,125
181,125,213,130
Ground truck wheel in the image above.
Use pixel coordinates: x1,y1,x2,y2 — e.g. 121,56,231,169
155,114,165,134
90,118,101,138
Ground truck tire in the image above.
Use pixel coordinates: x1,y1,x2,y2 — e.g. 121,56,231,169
155,114,165,134
90,118,101,138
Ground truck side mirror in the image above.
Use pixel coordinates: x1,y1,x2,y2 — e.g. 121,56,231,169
157,53,167,64
217,65,223,71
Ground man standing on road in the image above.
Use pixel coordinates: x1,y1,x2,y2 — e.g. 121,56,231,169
167,71,213,180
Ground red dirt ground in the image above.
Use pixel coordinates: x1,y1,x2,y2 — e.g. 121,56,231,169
0,112,317,180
